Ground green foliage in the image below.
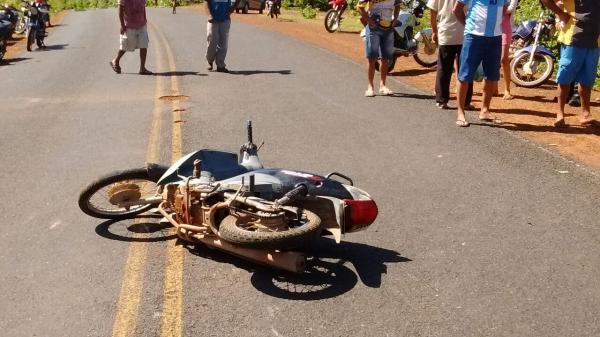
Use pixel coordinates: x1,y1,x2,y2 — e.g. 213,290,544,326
301,4,316,19
281,0,292,9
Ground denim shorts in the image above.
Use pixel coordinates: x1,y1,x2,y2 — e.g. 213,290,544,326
364,25,394,60
556,45,600,86
458,34,502,82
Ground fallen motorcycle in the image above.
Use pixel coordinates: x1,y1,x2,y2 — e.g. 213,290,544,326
78,122,378,273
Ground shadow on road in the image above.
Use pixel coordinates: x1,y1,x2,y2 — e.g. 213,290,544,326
474,120,600,135
94,214,178,242
1,57,30,65
153,71,205,77
389,92,434,100
228,69,292,75
185,237,410,300
391,67,436,77
40,43,69,51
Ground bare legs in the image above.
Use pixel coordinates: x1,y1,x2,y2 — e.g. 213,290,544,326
112,48,150,74
365,58,390,96
501,44,513,100
457,79,497,125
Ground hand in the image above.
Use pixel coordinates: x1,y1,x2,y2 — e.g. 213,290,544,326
557,11,571,27
368,18,378,28
431,31,438,44
208,15,214,23
120,26,126,35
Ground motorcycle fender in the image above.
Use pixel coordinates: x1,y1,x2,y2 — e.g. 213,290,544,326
314,196,344,243
414,28,432,42
514,45,554,58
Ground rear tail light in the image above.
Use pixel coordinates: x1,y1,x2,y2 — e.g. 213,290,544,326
343,199,378,233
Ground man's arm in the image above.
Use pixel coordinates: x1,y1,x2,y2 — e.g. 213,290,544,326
229,0,240,15
357,1,369,26
540,0,571,25
429,9,438,44
453,2,465,26
118,4,125,34
206,0,214,22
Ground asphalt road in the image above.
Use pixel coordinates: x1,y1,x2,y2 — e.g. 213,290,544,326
1,8,600,337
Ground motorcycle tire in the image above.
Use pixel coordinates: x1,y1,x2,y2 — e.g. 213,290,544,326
218,209,322,250
510,52,554,88
413,40,438,68
26,28,33,51
324,9,339,33
36,35,43,48
374,57,396,74
78,167,166,220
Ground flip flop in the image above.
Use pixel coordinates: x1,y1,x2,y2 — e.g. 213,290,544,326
580,119,600,127
456,120,470,127
109,61,121,74
553,119,567,128
479,116,501,124
502,94,514,100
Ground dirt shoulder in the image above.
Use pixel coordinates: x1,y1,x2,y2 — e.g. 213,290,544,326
191,5,600,172
4,10,68,61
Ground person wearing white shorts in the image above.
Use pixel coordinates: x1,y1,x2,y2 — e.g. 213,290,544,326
110,0,153,75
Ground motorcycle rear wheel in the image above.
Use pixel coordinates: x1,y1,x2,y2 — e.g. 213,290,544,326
78,168,165,220
218,210,321,250
510,52,554,88
324,9,339,33
413,40,438,68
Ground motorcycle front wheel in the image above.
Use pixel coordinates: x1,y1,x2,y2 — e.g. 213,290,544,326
218,210,322,250
324,9,339,33
26,28,34,51
413,39,438,67
510,52,554,88
374,57,397,74
78,168,165,220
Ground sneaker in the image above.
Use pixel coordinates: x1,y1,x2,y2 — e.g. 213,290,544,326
364,88,375,97
436,102,448,109
216,67,229,73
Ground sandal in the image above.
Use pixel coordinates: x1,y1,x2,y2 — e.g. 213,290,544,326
379,87,393,96
553,119,567,128
456,120,470,127
109,61,121,74
139,69,154,75
364,88,375,97
580,119,600,127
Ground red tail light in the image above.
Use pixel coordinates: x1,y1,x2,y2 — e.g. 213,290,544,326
343,199,378,233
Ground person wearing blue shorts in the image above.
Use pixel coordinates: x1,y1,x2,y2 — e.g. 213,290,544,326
453,0,508,127
357,0,401,97
541,0,600,128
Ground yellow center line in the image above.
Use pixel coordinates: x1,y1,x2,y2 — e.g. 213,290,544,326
149,21,185,337
112,31,166,337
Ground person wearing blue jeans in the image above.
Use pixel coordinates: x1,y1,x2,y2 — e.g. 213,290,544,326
541,0,600,128
206,0,240,72
453,0,508,127
357,0,401,97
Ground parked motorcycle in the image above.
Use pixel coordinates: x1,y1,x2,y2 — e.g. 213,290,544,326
266,0,280,19
78,122,379,273
509,10,556,88
324,0,347,33
361,0,438,73
0,5,19,39
22,0,46,51
0,18,10,61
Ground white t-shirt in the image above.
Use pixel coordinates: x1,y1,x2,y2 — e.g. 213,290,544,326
426,0,465,45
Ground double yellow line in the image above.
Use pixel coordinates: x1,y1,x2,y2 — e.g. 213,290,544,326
112,20,185,337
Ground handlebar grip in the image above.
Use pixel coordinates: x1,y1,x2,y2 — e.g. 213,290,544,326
275,184,308,207
247,120,253,143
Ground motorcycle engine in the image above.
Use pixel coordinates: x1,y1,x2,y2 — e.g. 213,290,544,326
165,181,212,226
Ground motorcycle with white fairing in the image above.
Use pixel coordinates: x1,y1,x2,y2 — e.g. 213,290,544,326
78,122,379,273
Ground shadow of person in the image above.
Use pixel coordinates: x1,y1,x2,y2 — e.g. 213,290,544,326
389,92,435,100
40,43,68,51
228,69,292,75
2,57,30,65
94,214,178,243
153,71,205,77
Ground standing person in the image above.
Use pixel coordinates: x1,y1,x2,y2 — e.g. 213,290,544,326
172,0,177,14
357,0,401,97
500,0,518,100
453,0,508,127
427,0,473,109
206,0,240,72
109,0,152,75
540,0,600,127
